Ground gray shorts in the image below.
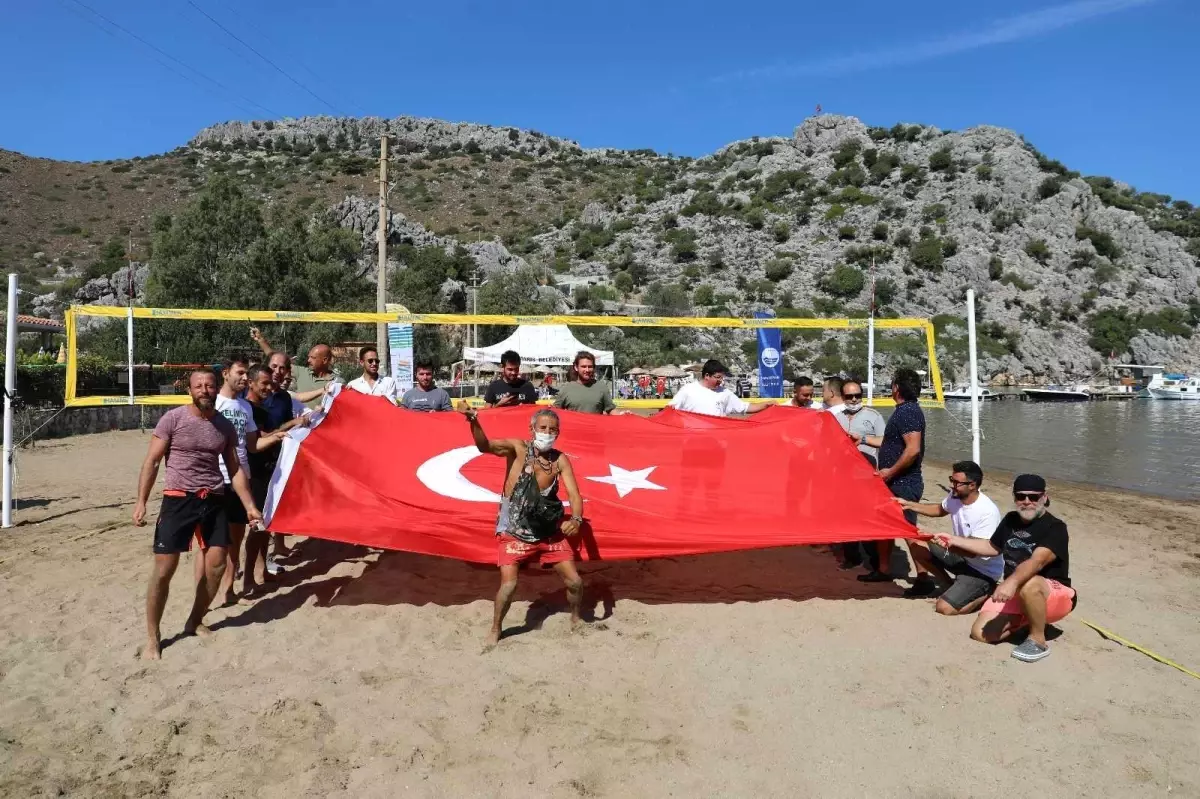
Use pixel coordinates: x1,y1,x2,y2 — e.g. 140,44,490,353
930,542,996,610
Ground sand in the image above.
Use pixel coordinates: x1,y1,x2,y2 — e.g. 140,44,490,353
0,429,1198,798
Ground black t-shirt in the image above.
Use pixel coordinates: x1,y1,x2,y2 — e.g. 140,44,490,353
484,378,538,406
988,510,1070,586
247,402,280,482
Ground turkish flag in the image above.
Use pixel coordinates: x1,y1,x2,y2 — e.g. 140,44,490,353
266,389,916,563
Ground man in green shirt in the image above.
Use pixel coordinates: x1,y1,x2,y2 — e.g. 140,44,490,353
553,351,623,415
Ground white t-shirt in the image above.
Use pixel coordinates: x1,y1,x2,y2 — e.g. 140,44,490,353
941,492,1004,580
669,382,750,417
215,393,256,483
347,375,401,403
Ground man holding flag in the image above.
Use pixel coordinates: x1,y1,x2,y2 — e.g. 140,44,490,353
458,404,585,649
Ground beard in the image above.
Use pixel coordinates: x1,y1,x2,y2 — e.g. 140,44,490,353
1017,505,1044,522
192,395,214,411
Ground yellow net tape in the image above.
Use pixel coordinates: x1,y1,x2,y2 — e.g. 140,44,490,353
64,306,944,408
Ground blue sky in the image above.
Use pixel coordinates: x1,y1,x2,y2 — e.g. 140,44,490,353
2,0,1194,199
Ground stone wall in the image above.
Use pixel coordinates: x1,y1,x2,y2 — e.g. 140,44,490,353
16,405,168,447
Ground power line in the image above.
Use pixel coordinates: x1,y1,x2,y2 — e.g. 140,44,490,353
62,0,279,119
184,0,345,117
209,0,371,117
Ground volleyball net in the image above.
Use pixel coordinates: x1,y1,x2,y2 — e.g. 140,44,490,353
63,305,945,409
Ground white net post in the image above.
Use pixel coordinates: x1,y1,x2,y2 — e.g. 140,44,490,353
3,273,18,528
126,307,134,405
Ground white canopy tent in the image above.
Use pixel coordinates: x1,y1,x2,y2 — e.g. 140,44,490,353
462,325,614,367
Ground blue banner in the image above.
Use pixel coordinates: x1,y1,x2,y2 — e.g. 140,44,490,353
755,310,783,398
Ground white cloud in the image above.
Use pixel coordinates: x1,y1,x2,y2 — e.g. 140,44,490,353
717,0,1160,82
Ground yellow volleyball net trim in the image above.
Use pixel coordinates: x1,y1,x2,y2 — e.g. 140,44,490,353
63,305,944,409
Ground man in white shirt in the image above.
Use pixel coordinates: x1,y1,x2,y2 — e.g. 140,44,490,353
894,460,1004,615
822,376,846,417
668,359,772,417
346,346,401,404
214,356,285,605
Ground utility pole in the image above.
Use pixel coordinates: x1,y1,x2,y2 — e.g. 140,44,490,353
375,135,389,371
470,269,481,394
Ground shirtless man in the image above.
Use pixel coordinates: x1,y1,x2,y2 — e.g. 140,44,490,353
459,403,585,648
133,370,262,659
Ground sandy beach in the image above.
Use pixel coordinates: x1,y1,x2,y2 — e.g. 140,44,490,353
0,429,1197,798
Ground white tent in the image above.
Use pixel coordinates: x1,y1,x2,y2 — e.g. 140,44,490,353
462,325,614,367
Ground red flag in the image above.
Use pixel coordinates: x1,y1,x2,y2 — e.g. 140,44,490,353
267,390,916,563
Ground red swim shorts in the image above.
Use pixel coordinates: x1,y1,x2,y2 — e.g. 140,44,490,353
979,578,1077,625
497,534,574,567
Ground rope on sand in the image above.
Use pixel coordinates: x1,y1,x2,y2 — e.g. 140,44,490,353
0,520,128,565
1078,618,1200,681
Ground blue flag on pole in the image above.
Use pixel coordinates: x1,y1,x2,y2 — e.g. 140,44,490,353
755,310,783,398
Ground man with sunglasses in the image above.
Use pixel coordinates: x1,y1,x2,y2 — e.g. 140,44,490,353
931,474,1075,663
347,346,401,404
894,461,1003,613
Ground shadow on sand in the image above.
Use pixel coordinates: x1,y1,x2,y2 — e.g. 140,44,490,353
211,537,916,633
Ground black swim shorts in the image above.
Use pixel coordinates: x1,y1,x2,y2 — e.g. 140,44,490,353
153,491,230,554
223,484,249,525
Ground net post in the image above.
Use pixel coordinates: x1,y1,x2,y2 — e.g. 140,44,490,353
3,273,18,528
64,308,77,404
126,307,134,406
966,290,981,466
866,316,875,403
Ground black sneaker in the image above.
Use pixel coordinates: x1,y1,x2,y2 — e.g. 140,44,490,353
903,577,939,598
856,570,894,583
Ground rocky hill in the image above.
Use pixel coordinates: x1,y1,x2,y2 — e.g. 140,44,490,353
2,113,1199,382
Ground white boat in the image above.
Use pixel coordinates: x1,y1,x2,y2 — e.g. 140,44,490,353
1022,384,1091,402
943,384,997,401
1149,377,1200,400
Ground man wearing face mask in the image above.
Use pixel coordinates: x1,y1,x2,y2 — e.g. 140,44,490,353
839,378,885,468
458,404,586,649
930,474,1075,663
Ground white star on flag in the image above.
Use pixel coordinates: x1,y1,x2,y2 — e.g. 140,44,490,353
586,464,667,498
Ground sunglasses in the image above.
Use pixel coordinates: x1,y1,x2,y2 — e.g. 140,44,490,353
948,477,975,487
843,393,863,400
1014,492,1044,502
365,359,379,364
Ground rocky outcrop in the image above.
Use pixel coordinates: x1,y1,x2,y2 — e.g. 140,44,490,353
192,116,587,160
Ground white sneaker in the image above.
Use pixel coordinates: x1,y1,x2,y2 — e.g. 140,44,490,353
266,555,282,576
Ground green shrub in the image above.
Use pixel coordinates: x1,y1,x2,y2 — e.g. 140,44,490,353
1074,225,1121,259
1093,260,1118,284
832,139,862,169
1087,307,1137,355
991,209,1022,232
894,229,913,247
772,221,791,242
975,164,993,181
988,255,1004,280
824,204,846,221
872,222,889,241
1000,272,1035,291
941,237,959,257
922,203,947,223
875,277,898,306
928,148,953,172
828,163,867,187
821,264,865,297
1024,239,1051,264
1069,248,1096,270
899,164,924,183
744,208,765,230
693,283,715,305
972,193,997,213
837,225,857,240
681,191,723,217
764,259,793,282
909,237,945,271
1038,176,1064,200
844,244,893,265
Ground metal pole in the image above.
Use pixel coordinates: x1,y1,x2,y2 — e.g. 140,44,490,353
866,258,875,403
3,274,17,528
966,289,981,465
375,135,389,372
126,307,134,405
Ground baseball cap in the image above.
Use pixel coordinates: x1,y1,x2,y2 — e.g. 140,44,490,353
1013,474,1046,494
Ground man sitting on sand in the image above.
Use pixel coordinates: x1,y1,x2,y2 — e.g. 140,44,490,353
459,403,585,648
931,474,1076,663
133,370,262,660
894,460,1003,614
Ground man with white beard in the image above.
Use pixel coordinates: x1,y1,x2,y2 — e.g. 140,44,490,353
930,474,1076,663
